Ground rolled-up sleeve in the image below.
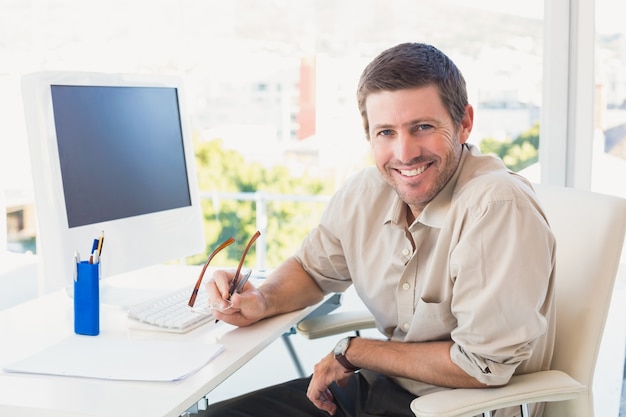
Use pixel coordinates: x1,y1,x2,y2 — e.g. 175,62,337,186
448,196,555,386
295,222,353,294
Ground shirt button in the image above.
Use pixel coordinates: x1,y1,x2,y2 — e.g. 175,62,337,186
401,248,410,257
402,322,410,331
402,282,410,291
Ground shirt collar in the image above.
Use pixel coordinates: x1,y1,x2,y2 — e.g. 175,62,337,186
384,194,405,227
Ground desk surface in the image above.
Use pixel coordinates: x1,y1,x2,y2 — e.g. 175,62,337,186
0,265,319,417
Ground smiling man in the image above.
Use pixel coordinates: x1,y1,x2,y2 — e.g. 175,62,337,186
203,42,556,417
366,84,472,223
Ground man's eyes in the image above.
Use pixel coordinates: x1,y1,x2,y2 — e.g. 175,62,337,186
375,124,434,137
414,124,434,132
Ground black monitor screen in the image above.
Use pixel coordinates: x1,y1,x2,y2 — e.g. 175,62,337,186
51,85,192,228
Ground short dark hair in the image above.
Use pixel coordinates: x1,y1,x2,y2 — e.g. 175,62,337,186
356,42,468,137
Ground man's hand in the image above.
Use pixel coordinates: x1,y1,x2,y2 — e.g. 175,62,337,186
205,269,266,327
206,257,325,327
306,352,354,415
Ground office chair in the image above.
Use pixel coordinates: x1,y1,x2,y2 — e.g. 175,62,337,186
297,184,626,417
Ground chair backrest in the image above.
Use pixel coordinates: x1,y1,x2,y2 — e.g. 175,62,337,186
533,184,626,417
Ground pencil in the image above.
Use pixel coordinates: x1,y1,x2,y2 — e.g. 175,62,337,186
96,231,104,255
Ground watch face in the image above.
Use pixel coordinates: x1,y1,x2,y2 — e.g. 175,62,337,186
333,337,359,372
334,337,349,355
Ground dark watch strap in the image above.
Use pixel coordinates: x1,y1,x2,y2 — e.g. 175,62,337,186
335,354,360,372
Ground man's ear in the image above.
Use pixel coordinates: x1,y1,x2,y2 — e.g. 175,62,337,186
459,104,474,144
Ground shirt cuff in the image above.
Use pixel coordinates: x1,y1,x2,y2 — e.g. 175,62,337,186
449,343,520,386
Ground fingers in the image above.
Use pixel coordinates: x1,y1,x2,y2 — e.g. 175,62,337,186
306,353,356,415
211,295,257,327
206,274,264,327
204,270,238,314
209,298,233,312
307,382,336,415
209,269,235,299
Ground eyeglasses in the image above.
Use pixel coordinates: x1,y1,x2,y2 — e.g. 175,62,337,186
187,231,261,314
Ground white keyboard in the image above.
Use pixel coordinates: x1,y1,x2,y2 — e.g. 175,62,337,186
127,286,215,333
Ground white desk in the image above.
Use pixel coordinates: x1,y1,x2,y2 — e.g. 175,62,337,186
0,265,319,417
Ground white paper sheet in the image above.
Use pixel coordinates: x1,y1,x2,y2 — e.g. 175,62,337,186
3,336,224,382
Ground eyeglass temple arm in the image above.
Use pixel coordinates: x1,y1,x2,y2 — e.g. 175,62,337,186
228,230,261,297
188,237,235,307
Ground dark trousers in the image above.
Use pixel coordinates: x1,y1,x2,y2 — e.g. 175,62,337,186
199,372,416,417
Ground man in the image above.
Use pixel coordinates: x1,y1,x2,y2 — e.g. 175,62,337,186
203,42,555,417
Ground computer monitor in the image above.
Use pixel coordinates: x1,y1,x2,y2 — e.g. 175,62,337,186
21,71,205,301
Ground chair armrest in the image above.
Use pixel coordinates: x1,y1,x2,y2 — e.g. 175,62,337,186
410,370,586,417
296,310,376,339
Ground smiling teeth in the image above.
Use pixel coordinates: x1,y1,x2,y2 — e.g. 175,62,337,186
400,166,426,177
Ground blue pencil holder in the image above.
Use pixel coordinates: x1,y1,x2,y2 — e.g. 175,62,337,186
74,261,100,336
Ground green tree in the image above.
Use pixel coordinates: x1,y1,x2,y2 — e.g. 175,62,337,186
188,138,332,268
479,123,539,172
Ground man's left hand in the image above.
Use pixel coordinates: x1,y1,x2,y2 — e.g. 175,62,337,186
306,352,355,415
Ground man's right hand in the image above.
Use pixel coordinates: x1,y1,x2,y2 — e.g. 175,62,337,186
205,269,267,327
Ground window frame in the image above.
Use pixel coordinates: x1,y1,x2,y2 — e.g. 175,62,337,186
540,0,596,189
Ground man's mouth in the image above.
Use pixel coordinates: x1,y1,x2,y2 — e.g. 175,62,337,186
398,164,428,177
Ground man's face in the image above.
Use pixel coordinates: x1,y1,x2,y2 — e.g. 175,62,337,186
366,85,473,217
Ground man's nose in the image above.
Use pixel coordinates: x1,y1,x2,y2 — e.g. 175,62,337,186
394,132,421,163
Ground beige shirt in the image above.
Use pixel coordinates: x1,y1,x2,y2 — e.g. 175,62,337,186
295,145,556,400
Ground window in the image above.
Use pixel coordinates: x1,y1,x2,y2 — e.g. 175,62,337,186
593,0,626,198
1,0,548,254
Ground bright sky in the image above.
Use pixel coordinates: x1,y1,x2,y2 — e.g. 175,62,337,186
444,0,623,34
441,0,543,19
595,0,626,34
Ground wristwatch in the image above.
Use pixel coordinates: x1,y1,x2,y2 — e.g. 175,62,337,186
333,336,360,372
